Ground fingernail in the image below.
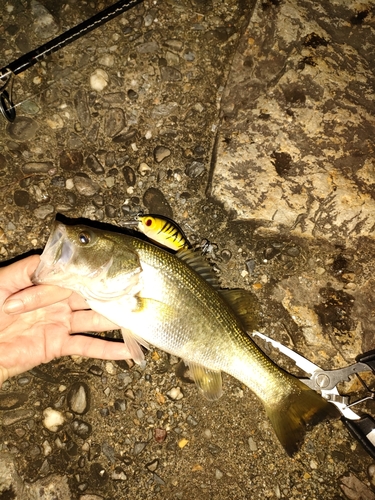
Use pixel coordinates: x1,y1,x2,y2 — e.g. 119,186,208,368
3,299,24,314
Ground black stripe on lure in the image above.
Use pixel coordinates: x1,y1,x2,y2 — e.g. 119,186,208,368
124,214,190,251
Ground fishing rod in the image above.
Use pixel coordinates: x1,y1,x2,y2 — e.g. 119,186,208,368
0,0,143,122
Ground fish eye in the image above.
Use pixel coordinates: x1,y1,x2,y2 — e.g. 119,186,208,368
145,218,154,227
78,231,91,245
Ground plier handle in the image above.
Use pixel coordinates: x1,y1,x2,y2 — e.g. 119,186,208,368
251,331,375,459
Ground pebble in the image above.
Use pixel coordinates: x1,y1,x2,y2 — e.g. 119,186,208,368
105,108,126,137
31,0,59,39
71,419,92,439
133,441,147,455
98,54,115,67
215,469,224,480
368,463,375,489
34,204,54,219
151,102,178,120
22,161,54,174
6,117,39,141
73,175,100,196
160,66,182,81
154,146,171,163
14,190,30,207
74,89,91,128
43,407,65,432
2,408,35,426
136,41,159,53
146,459,159,472
123,166,136,186
114,399,127,411
112,467,127,481
248,437,258,451
86,154,104,174
67,382,90,415
60,150,84,171
138,162,151,176
166,387,183,400
90,69,109,91
185,161,206,177
0,392,28,410
143,187,173,217
154,428,167,443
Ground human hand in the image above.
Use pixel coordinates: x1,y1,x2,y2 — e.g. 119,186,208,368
0,255,130,386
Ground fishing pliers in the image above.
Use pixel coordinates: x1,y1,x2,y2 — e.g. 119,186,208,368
252,331,375,459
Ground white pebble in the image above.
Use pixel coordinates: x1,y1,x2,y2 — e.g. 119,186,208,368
167,387,184,400
138,162,151,176
43,407,65,432
98,54,115,67
90,68,109,91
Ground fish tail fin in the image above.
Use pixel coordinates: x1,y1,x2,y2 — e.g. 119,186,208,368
265,379,339,456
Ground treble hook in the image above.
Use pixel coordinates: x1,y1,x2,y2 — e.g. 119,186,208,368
0,69,16,122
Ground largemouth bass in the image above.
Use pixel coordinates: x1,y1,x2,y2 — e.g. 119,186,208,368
32,221,338,456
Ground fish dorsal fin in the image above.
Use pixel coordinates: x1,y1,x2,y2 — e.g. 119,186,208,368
176,248,220,289
186,361,223,401
120,328,148,368
218,289,260,332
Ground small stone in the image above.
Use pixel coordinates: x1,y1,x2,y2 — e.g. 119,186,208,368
46,114,64,129
133,442,147,455
146,459,159,472
185,161,205,178
71,419,92,439
215,469,223,480
14,190,30,207
178,438,189,449
138,162,151,176
74,89,91,128
86,155,104,174
67,382,90,414
154,428,167,443
160,66,182,81
136,41,159,53
166,387,183,400
98,54,115,67
151,102,178,120
43,407,65,432
22,161,54,174
90,69,109,91
136,409,144,419
143,187,173,218
186,415,198,427
31,0,59,39
114,399,127,412
0,392,28,410
7,116,39,141
112,466,127,481
73,175,100,196
2,409,35,426
123,166,136,186
105,108,126,137
154,146,171,163
60,150,83,171
34,204,54,219
248,437,257,451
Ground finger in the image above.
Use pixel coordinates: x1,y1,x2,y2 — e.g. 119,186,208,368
3,284,73,315
0,255,40,294
61,334,132,360
67,292,91,311
70,310,120,333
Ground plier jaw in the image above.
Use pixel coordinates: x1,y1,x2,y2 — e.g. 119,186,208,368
251,331,375,459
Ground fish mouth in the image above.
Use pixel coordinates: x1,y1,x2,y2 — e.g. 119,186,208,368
32,222,72,285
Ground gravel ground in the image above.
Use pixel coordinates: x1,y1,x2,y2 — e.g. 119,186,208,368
1,1,375,499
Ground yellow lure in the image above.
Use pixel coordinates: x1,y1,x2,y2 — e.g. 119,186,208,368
136,214,189,251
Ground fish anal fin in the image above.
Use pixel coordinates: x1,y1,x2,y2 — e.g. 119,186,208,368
219,289,260,331
176,249,220,289
186,361,223,401
265,377,340,456
120,328,147,368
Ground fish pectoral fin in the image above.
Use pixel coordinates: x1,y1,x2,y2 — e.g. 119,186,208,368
218,289,260,332
120,328,147,368
186,361,223,401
